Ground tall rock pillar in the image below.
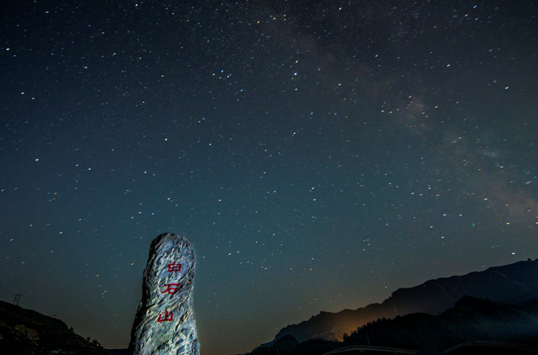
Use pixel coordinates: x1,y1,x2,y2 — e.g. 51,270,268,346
129,233,199,355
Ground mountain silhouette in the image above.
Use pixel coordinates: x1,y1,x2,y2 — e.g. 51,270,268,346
273,259,538,344
248,296,538,355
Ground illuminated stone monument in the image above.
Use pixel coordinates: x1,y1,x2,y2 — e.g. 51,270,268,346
129,233,199,355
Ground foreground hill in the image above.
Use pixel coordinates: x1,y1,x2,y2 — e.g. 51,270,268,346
273,258,538,344
248,296,538,355
0,300,108,355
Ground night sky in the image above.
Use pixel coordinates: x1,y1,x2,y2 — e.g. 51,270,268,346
1,1,537,354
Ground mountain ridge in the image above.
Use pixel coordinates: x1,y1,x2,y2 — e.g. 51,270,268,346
273,258,538,344
248,296,538,355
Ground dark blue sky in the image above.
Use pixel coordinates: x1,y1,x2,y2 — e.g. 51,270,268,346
1,1,537,355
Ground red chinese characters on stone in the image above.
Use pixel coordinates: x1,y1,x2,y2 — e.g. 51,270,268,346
161,283,181,294
157,263,181,323
157,310,173,322
167,262,181,272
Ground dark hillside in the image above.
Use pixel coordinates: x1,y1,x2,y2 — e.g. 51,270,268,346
0,300,108,355
343,296,538,353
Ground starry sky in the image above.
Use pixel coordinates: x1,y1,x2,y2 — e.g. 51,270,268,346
1,1,537,354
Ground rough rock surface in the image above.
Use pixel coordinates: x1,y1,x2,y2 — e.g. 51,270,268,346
129,233,199,355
